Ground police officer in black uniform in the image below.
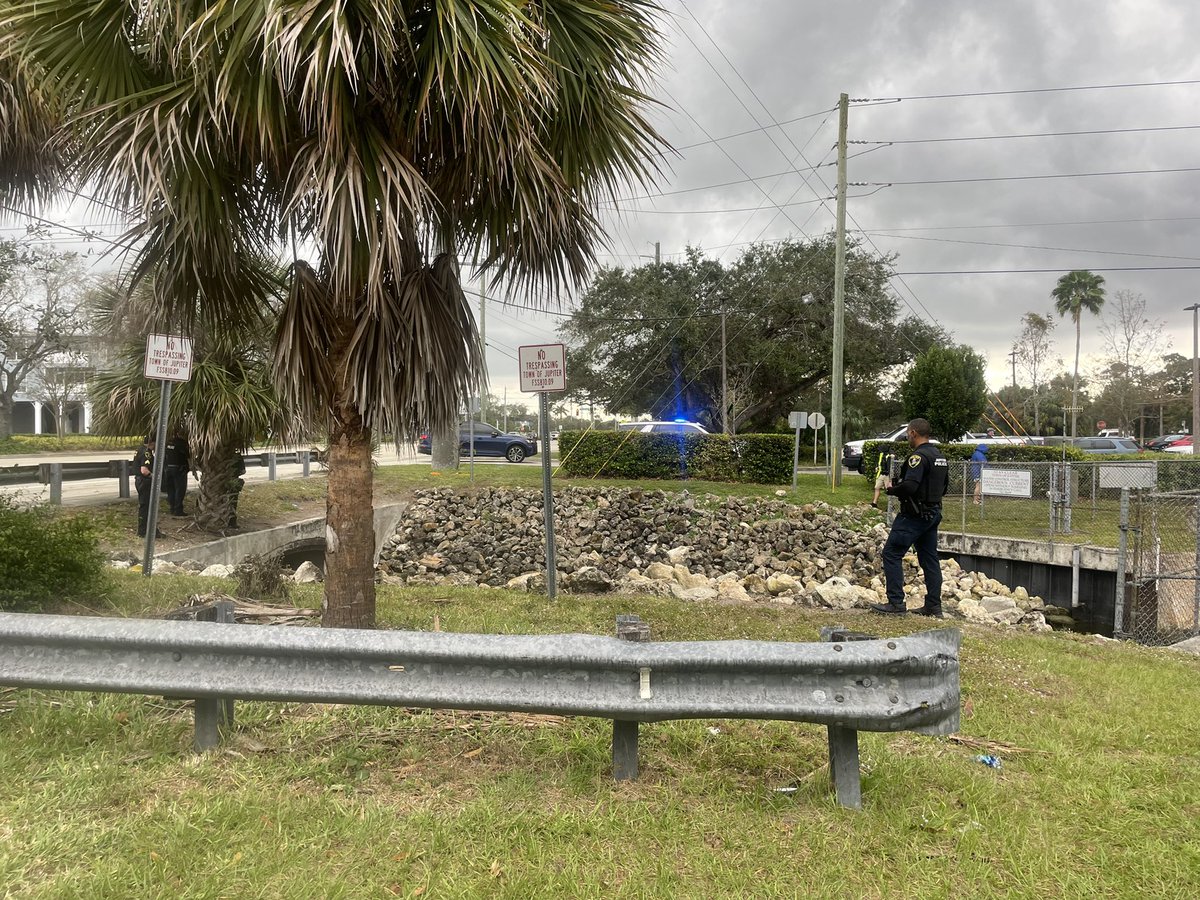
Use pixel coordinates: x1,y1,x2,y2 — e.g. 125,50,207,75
163,429,191,516
132,434,164,539
871,418,949,617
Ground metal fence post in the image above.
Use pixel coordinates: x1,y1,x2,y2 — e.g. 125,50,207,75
118,459,130,499
820,624,868,810
1115,488,1130,637
1048,463,1058,535
959,459,967,538
194,599,236,751
49,463,62,505
1194,494,1200,632
1062,462,1074,534
612,614,650,781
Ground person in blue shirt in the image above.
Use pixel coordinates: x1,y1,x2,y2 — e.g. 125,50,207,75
970,443,988,505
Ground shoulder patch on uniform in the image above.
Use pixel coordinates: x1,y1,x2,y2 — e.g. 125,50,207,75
908,454,922,467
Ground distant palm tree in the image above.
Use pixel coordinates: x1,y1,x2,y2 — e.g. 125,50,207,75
1052,270,1106,437
2,1,665,627
89,280,297,533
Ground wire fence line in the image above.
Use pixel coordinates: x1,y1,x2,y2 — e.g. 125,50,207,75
883,457,1200,646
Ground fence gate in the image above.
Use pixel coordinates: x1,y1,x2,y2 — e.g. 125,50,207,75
1124,489,1200,645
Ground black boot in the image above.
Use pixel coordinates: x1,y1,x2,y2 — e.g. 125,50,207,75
870,603,907,615
914,605,944,619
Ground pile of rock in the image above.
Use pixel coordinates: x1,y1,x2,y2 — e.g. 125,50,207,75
378,486,1054,632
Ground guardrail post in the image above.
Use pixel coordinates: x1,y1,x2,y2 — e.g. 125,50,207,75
820,625,867,810
193,599,236,751
118,460,130,499
301,449,311,477
612,614,650,781
268,452,278,481
49,463,63,505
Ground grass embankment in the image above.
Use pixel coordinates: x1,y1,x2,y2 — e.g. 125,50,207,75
1,575,1198,898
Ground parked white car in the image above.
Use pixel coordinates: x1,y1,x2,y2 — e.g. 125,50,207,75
617,420,710,435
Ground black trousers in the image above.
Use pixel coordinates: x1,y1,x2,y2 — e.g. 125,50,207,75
135,475,152,536
165,465,188,514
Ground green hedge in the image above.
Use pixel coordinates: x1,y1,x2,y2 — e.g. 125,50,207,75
0,434,142,455
859,440,1087,479
0,498,104,611
557,431,794,484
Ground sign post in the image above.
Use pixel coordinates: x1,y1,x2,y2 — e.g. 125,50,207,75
518,343,567,599
808,411,827,468
141,334,193,576
788,411,808,490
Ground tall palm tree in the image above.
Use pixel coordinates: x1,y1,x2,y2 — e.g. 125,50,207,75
2,0,665,627
1052,270,1106,438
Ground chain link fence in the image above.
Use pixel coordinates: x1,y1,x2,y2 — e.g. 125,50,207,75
1123,489,1200,646
925,458,1200,548
882,457,1200,645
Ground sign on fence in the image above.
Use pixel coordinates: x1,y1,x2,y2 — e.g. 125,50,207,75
1098,462,1157,489
981,467,1033,499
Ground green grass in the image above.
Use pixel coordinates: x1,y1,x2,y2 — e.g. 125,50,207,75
2,574,1198,898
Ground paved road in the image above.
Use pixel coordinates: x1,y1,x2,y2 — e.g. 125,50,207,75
0,444,558,508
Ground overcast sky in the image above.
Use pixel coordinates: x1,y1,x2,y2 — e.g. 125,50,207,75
10,0,1200,420
484,0,1200,415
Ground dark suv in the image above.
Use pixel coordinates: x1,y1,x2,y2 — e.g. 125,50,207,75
417,422,538,463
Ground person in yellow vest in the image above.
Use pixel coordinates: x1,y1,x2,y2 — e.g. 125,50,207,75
871,450,895,509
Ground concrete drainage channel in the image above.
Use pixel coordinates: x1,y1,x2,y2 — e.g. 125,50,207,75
155,502,409,571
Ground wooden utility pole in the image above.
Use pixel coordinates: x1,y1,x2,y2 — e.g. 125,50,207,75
721,308,729,434
830,93,849,488
1187,303,1200,453
655,242,661,265
479,280,486,424
1008,348,1018,391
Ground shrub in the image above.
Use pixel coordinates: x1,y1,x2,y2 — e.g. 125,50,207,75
557,431,794,484
859,440,1087,481
233,553,291,600
0,498,105,611
0,434,142,455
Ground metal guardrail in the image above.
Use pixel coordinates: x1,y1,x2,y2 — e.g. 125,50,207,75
0,609,960,808
0,450,314,503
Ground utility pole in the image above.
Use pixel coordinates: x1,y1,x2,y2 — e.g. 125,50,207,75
1008,348,1018,392
1187,303,1200,454
829,92,849,488
721,308,729,434
654,242,661,265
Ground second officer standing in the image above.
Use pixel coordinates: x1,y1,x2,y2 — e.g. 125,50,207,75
871,418,949,618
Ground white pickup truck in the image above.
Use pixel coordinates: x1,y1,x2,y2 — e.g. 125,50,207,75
841,427,1034,474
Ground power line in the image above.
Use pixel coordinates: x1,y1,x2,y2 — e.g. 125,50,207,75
855,214,1200,233
894,265,1200,275
858,123,1200,144
863,231,1200,263
673,106,836,152
867,165,1200,187
857,78,1200,102
602,194,837,215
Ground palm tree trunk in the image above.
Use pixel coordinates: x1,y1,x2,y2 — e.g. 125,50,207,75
323,319,376,629
195,439,240,532
1071,317,1081,437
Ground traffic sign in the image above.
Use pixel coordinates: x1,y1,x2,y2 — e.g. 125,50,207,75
518,343,567,392
808,412,826,429
788,411,808,430
144,334,194,382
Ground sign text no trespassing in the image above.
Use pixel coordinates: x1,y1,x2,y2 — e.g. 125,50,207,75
518,343,567,393
144,334,194,382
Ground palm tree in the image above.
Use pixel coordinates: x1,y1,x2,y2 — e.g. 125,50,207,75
3,1,665,627
1052,270,1106,437
89,279,298,533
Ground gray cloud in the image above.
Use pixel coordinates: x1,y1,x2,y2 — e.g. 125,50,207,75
479,0,1200,405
